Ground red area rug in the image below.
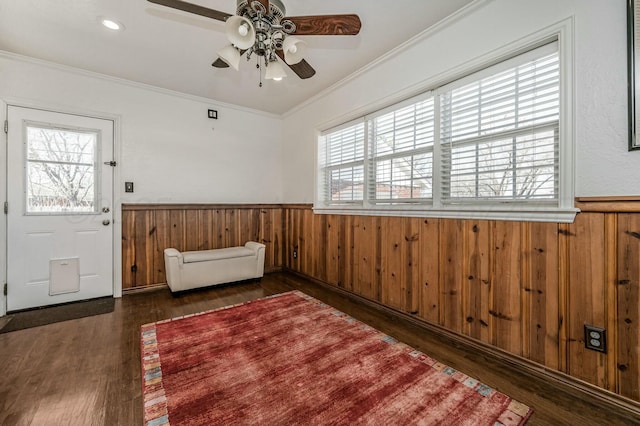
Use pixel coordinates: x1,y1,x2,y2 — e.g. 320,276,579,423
141,291,532,425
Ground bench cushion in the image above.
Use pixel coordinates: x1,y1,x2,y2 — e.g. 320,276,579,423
182,247,255,263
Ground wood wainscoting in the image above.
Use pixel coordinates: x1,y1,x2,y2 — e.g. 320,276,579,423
283,199,640,404
121,199,640,405
121,204,285,291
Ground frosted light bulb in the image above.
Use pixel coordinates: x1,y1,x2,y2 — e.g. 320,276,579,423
288,44,297,54
274,77,283,81
238,23,249,36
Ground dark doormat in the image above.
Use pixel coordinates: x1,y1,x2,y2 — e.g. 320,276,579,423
0,296,115,334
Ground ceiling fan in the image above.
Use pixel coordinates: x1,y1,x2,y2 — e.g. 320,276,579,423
147,0,362,84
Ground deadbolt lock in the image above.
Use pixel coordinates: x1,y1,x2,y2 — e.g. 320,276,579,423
102,207,110,213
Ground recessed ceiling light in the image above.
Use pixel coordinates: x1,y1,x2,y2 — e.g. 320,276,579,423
99,17,124,31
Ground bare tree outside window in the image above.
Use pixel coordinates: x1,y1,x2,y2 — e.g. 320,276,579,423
441,51,559,203
26,126,97,213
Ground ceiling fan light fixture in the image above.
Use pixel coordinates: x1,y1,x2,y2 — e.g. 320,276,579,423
282,36,306,65
225,15,256,49
238,23,249,37
217,45,241,71
265,59,287,81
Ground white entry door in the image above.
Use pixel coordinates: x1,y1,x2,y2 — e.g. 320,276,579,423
6,106,114,311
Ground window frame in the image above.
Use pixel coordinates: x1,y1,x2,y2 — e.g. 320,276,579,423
314,22,577,223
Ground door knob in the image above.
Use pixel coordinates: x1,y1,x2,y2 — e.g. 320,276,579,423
102,219,111,226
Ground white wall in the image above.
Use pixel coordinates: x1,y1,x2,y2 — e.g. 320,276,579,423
281,0,637,202
0,54,284,314
0,54,284,204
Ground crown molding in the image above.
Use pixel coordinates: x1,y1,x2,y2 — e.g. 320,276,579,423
0,50,281,120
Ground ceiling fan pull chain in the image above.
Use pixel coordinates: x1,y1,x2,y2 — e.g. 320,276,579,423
257,56,263,88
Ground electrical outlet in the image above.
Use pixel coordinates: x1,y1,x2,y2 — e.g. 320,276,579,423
584,325,607,353
293,250,298,259
125,182,134,193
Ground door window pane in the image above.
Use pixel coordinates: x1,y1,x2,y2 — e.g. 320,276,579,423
26,125,98,214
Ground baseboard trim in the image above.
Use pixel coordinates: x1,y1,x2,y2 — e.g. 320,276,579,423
284,268,640,419
123,283,168,295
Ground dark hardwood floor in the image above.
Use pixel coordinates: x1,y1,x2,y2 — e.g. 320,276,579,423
1,272,639,425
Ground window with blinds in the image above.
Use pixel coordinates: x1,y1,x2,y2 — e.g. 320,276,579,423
319,121,365,203
317,39,569,220
369,96,435,203
440,44,559,203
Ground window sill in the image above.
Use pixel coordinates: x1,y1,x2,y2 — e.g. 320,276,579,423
313,204,580,223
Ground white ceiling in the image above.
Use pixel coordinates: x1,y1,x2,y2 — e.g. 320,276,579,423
0,0,474,115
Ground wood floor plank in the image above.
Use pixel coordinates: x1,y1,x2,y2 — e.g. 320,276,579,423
0,272,638,425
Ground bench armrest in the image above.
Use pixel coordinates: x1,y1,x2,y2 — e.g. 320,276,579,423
164,248,183,291
245,241,266,253
164,248,183,261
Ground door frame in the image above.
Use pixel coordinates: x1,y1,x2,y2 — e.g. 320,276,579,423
0,98,123,317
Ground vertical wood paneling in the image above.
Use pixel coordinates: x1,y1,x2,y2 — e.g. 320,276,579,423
567,213,607,389
405,218,422,315
259,209,271,266
326,215,340,287
197,210,212,250
133,210,152,286
380,217,405,311
152,210,170,285
295,208,304,273
271,208,283,269
492,221,522,355
440,220,464,333
314,213,328,282
300,209,313,277
342,216,355,292
463,220,491,344
418,218,440,324
352,215,377,300
169,210,184,251
605,215,619,393
212,209,224,249
121,210,135,290
184,210,199,251
374,217,383,302
558,222,570,374
525,221,560,370
617,213,640,400
224,209,237,247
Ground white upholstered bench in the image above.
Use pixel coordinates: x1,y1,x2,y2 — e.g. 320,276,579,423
163,241,265,292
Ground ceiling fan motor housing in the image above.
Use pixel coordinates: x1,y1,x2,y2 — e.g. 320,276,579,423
235,0,293,60
236,0,286,22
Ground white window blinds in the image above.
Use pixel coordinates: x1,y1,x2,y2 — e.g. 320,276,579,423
319,121,365,203
368,95,435,203
440,42,559,203
317,40,568,220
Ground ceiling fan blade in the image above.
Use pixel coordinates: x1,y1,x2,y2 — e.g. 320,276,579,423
147,0,231,22
286,14,361,36
211,58,229,68
276,51,316,79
